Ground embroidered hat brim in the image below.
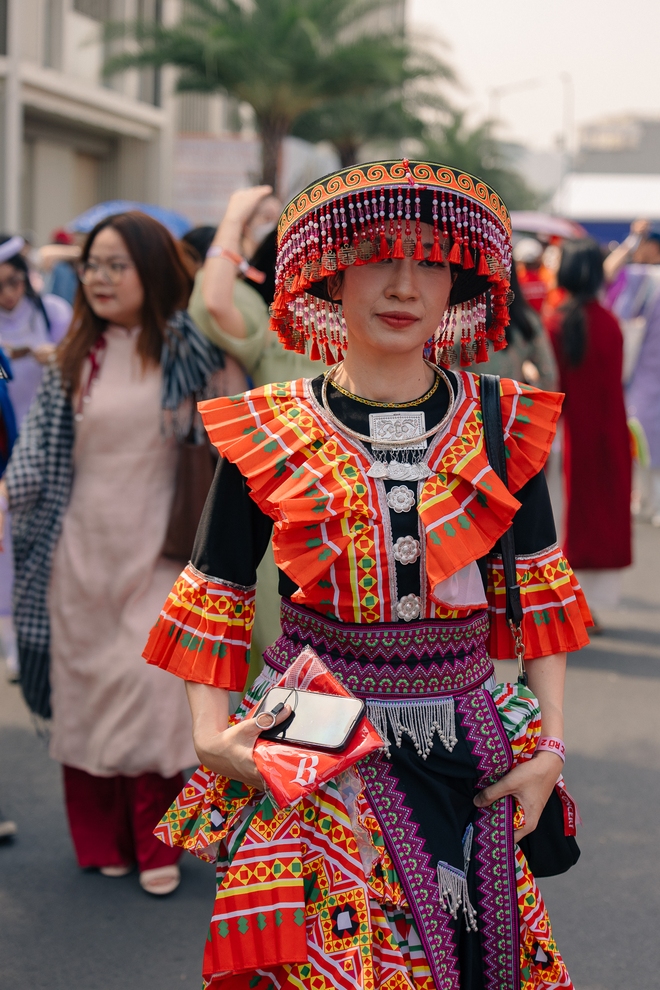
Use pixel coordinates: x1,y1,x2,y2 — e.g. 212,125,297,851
271,159,512,368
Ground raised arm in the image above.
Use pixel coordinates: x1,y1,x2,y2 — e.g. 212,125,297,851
202,185,273,340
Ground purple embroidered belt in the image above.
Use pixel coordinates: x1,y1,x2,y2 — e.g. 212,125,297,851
263,598,494,699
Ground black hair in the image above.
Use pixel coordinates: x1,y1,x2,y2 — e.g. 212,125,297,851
507,262,537,343
556,238,603,368
180,226,217,264
0,234,51,332
248,227,277,307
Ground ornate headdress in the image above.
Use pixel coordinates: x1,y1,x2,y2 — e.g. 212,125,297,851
270,159,512,367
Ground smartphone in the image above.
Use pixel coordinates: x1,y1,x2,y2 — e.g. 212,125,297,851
256,687,364,751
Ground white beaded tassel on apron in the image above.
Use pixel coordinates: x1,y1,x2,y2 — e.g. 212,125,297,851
366,697,458,758
437,823,478,932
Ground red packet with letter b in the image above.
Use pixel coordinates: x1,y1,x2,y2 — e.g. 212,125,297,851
253,647,383,808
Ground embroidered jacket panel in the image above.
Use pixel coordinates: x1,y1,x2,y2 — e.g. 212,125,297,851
144,372,592,690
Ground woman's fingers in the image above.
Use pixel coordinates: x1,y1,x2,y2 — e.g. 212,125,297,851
246,703,292,736
473,771,519,808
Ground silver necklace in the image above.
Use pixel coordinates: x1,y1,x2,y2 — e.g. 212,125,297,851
321,361,455,481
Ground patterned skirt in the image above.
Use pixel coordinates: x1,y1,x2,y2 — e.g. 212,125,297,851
156,601,573,990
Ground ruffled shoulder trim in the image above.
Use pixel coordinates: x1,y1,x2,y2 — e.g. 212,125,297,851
197,374,564,614
200,382,376,603
498,376,563,493
199,380,325,519
420,373,563,598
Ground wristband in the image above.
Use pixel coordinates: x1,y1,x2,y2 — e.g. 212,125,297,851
207,244,266,284
535,736,565,762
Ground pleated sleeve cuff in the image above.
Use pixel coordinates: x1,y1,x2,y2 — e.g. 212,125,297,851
487,544,592,660
143,563,255,690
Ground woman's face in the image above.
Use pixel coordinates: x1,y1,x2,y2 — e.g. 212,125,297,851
330,223,453,358
0,262,26,312
82,227,144,328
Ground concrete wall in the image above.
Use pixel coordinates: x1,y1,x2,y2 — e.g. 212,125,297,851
0,0,175,241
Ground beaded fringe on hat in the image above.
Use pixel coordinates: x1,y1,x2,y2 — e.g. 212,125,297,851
270,159,512,368
365,697,458,759
437,823,478,932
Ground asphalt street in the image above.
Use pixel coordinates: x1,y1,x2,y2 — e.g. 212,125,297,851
1,522,658,989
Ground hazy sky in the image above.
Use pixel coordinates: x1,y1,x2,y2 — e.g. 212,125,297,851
408,0,660,150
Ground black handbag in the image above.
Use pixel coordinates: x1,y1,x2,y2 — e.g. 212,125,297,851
481,374,580,877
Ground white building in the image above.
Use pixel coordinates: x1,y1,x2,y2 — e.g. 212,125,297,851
0,0,178,245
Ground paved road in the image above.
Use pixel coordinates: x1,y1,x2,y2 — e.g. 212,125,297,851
1,523,659,989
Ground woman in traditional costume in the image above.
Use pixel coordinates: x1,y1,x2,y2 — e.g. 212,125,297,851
145,161,590,988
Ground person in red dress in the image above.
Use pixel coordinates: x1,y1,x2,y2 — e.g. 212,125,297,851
546,238,632,626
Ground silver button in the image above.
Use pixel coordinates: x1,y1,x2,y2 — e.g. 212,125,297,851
386,485,416,513
393,535,421,565
396,594,422,621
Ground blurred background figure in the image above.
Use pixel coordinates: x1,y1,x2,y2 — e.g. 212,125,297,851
604,221,660,523
188,185,324,688
0,212,225,895
546,239,632,630
513,236,550,314
180,226,217,274
0,234,73,679
0,346,17,842
39,228,82,306
478,262,558,390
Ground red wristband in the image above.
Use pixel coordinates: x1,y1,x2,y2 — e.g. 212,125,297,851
207,244,266,284
535,736,565,762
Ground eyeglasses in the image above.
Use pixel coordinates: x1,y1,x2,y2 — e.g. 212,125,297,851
77,260,135,286
0,272,25,294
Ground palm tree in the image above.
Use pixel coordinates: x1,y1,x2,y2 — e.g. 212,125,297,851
104,0,444,189
425,110,540,211
292,76,452,169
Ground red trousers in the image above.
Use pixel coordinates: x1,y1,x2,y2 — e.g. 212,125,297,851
62,765,183,872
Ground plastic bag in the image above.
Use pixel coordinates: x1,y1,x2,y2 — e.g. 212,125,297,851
253,647,384,808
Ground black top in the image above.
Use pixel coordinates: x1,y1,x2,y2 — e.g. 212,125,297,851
192,373,557,610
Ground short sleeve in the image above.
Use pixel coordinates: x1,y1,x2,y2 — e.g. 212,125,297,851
188,271,267,377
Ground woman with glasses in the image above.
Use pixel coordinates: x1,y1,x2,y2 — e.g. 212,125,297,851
0,212,224,895
0,234,72,679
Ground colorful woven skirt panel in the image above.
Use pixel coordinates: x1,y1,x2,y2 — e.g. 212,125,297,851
156,603,573,990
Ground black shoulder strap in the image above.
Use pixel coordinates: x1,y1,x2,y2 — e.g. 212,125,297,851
480,374,523,629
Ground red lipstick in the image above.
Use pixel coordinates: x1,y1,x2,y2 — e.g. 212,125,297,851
377,310,419,329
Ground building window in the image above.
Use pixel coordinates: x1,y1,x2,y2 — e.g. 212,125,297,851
137,0,162,107
44,0,63,69
73,0,111,19
0,0,7,56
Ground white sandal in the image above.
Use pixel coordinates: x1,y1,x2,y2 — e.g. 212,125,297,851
100,865,132,878
139,865,181,896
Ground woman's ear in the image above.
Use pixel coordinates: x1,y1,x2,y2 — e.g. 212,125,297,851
326,273,343,302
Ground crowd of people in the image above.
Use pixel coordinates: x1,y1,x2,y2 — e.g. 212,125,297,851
0,159,657,988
